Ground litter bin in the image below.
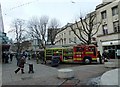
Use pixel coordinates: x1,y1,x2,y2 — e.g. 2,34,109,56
51,56,60,67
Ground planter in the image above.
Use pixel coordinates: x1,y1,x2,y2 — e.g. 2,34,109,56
58,69,74,79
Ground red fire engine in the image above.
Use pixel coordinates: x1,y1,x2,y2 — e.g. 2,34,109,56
45,44,98,64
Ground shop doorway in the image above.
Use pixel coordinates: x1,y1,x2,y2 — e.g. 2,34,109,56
108,49,115,59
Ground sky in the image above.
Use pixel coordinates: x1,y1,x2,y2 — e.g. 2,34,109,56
0,0,102,40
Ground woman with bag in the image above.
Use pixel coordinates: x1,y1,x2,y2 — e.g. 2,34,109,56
15,56,25,74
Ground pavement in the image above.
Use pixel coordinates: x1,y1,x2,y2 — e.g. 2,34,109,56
1,57,114,86
101,68,120,86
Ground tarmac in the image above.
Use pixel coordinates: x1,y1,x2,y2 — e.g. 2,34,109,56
1,57,115,86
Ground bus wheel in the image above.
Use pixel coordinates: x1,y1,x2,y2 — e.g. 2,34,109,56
84,57,91,64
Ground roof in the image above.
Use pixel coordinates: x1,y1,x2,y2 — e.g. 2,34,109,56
95,2,112,10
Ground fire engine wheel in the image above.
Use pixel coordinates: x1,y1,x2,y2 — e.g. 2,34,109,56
84,57,91,64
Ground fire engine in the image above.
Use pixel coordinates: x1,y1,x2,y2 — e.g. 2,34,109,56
45,44,98,64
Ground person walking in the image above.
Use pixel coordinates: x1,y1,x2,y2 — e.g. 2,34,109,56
102,50,109,62
98,51,102,64
14,56,25,74
10,53,13,62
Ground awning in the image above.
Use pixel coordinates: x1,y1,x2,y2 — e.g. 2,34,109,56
102,40,120,46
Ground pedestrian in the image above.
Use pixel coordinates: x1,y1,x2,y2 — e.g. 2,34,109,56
98,51,102,64
16,53,20,66
5,53,9,63
14,56,25,74
102,50,109,62
10,53,13,62
2,52,5,63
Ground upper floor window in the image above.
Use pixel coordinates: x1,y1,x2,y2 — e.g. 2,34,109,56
113,21,120,33
102,24,108,35
69,31,71,35
112,6,118,16
74,37,76,43
101,11,107,19
64,38,66,44
69,38,71,43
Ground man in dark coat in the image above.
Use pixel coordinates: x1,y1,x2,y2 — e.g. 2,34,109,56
10,53,13,62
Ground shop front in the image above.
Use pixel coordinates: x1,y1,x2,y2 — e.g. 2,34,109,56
102,40,120,59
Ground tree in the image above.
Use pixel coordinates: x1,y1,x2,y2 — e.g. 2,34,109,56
48,18,60,45
27,16,49,49
10,19,26,54
68,12,101,45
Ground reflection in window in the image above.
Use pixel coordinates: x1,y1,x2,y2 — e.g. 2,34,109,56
102,24,108,35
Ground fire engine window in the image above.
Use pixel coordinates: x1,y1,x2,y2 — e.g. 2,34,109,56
76,47,84,52
89,47,96,56
89,47,94,51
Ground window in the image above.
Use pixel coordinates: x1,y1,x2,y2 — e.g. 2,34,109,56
69,38,71,43
74,37,76,42
76,47,84,52
113,21,120,33
112,6,118,16
101,11,107,19
62,33,63,37
69,31,71,35
64,38,66,44
102,24,108,35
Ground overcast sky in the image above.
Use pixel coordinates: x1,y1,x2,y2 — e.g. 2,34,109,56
1,0,102,39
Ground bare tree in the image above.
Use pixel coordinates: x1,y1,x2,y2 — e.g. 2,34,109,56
48,18,60,45
27,16,49,49
68,12,101,45
11,19,26,53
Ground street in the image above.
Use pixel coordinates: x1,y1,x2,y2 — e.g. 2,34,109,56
2,57,113,86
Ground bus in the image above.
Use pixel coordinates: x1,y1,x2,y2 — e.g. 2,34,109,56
45,44,98,64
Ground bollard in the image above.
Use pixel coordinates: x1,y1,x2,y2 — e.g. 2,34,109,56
28,63,34,73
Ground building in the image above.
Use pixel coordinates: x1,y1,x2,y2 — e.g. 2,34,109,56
0,4,4,33
54,13,98,46
0,3,11,52
55,23,80,45
47,28,60,45
54,0,120,59
10,40,32,52
96,0,120,59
